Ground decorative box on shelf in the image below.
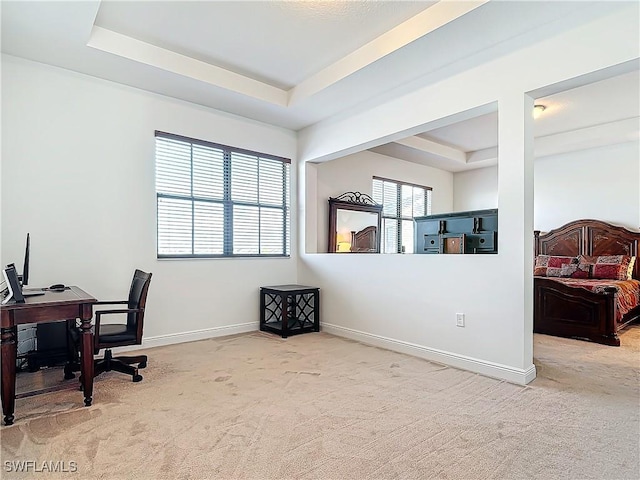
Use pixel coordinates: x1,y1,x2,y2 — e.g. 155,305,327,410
259,285,320,338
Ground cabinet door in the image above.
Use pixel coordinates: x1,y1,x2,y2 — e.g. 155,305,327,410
465,232,496,253
420,234,440,253
442,234,465,254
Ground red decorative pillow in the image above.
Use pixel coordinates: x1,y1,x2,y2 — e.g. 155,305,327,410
579,255,633,280
534,255,577,277
559,262,591,279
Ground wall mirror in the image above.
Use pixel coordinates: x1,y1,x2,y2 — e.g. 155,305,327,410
328,192,383,253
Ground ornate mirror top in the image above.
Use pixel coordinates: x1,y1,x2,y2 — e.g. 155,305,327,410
330,191,378,206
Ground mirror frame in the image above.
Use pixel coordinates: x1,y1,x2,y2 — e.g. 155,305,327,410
328,192,383,253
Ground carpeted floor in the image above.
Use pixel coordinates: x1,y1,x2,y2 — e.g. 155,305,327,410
1,326,639,480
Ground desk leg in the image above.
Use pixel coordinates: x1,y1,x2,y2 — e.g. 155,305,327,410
79,309,94,407
1,325,17,425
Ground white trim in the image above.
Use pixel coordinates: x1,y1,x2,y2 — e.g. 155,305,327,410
87,26,287,106
522,364,537,385
289,0,488,105
322,323,537,385
108,322,258,353
99,321,537,385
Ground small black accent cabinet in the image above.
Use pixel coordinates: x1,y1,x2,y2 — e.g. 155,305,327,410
260,285,320,338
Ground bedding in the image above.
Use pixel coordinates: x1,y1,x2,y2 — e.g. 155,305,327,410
577,255,635,280
534,255,577,277
559,262,590,278
534,254,636,280
544,278,640,322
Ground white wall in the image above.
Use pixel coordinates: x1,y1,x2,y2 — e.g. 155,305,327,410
452,141,639,231
2,5,638,386
453,166,498,212
1,56,298,345
313,150,453,253
534,141,639,231
297,4,639,384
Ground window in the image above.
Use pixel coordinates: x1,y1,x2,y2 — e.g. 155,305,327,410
372,176,432,254
155,131,290,258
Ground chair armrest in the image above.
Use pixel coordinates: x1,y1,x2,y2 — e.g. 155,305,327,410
94,308,143,334
95,308,143,317
94,300,128,305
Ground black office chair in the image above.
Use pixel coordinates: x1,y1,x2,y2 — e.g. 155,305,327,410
65,269,152,382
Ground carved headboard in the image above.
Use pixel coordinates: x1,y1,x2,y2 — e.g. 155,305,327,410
534,219,640,280
350,226,378,253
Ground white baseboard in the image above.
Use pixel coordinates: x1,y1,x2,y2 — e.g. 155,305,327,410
322,323,537,385
105,321,537,385
109,322,259,353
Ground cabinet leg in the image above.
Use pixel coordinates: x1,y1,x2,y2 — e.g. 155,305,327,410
281,294,289,339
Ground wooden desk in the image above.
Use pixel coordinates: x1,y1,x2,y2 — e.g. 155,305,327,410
1,286,97,425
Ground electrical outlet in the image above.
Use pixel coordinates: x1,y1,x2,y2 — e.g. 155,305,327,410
456,313,465,327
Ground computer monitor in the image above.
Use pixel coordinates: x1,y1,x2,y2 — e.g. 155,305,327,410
21,233,30,286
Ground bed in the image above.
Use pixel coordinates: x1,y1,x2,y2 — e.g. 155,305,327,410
534,219,640,346
350,226,378,253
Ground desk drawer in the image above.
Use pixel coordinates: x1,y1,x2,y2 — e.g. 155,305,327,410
13,305,80,325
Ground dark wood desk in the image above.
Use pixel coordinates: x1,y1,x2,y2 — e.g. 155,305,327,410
1,286,97,425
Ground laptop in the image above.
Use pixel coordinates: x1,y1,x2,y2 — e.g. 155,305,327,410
1,265,44,304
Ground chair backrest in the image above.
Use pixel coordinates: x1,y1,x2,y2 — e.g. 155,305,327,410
127,269,152,342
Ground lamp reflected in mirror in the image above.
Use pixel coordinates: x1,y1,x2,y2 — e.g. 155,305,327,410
336,241,352,252
335,230,352,252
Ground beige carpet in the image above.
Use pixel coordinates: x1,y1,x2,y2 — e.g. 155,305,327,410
1,326,639,480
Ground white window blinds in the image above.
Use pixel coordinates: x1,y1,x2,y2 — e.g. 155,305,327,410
155,132,290,257
372,177,431,254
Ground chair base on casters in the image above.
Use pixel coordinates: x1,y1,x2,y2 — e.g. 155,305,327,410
64,349,147,383
96,349,146,382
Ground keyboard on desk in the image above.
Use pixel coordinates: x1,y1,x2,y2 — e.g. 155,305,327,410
22,287,46,297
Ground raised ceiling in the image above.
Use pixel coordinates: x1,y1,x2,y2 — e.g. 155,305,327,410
2,1,638,171
94,1,435,90
372,70,640,172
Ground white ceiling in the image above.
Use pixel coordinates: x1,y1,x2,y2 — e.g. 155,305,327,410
371,70,640,172
94,1,434,90
2,1,638,172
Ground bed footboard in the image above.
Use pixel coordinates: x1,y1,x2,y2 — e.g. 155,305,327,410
534,277,619,346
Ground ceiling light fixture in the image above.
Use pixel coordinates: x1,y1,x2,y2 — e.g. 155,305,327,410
533,104,546,118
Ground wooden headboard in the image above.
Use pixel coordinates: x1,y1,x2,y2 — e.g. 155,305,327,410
534,219,640,280
351,226,378,253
